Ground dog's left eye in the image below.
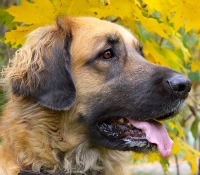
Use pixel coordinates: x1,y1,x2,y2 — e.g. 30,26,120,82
101,49,115,60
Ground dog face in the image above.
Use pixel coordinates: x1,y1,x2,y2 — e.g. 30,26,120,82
7,17,191,158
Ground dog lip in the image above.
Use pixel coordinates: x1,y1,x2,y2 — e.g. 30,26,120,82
97,117,156,151
96,108,179,129
98,118,147,140
155,108,180,121
96,108,179,124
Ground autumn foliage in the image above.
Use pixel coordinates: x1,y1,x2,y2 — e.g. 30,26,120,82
1,0,200,174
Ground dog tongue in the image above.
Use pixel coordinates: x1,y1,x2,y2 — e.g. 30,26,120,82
129,119,173,158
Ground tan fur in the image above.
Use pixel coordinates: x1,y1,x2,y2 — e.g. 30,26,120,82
0,17,143,175
0,99,130,174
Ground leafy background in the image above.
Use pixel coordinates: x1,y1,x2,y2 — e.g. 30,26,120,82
0,0,200,174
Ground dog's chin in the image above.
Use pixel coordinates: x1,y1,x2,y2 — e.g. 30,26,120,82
89,105,182,158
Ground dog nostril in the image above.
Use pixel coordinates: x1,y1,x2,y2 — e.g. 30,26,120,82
178,84,187,92
167,74,192,94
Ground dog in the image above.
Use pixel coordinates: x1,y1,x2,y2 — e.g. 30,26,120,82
0,16,191,175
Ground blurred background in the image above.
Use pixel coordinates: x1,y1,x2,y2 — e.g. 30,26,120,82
0,0,200,174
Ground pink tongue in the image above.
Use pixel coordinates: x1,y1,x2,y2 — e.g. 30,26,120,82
129,120,173,158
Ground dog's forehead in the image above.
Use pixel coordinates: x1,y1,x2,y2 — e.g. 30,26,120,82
71,17,137,43
70,17,139,62
113,23,138,46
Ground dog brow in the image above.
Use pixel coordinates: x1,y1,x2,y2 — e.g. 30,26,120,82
84,34,121,66
107,34,120,44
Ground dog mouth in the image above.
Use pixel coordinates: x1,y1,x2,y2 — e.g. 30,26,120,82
98,114,174,158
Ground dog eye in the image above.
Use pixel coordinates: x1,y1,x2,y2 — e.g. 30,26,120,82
101,49,115,60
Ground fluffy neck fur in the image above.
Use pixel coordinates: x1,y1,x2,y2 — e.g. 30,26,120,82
0,96,129,175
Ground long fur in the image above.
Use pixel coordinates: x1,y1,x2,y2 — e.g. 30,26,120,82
0,17,132,175
4,26,53,91
0,98,129,174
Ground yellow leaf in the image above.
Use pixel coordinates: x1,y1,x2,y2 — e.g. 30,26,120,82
171,137,182,155
4,0,102,47
191,58,200,72
5,0,57,46
170,0,200,32
4,25,36,47
147,152,161,163
55,0,100,16
4,0,139,47
90,0,135,20
133,151,169,173
6,0,56,25
132,152,145,160
167,119,186,139
142,0,200,32
172,137,200,174
143,0,173,17
144,40,186,74
168,36,190,63
133,6,172,38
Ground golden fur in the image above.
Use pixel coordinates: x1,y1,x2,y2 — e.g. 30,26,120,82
0,17,136,175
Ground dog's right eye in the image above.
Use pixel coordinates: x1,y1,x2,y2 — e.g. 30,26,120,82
101,49,115,60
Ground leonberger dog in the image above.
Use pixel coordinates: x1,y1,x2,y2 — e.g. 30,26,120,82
0,16,191,175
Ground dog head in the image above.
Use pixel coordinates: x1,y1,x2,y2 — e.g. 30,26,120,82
5,16,191,158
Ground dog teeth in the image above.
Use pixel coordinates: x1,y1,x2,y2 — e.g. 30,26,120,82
123,139,147,148
118,118,124,124
127,123,132,127
138,142,147,147
152,145,157,151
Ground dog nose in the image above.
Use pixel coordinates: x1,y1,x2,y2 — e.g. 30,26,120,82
167,74,192,97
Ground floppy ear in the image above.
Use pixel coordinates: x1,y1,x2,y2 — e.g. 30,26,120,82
6,18,76,110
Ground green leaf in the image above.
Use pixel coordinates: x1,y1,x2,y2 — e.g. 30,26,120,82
160,157,170,173
191,118,199,139
0,9,16,31
0,9,13,23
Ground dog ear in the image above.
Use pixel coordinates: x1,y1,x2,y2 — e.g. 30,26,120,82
7,18,76,110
